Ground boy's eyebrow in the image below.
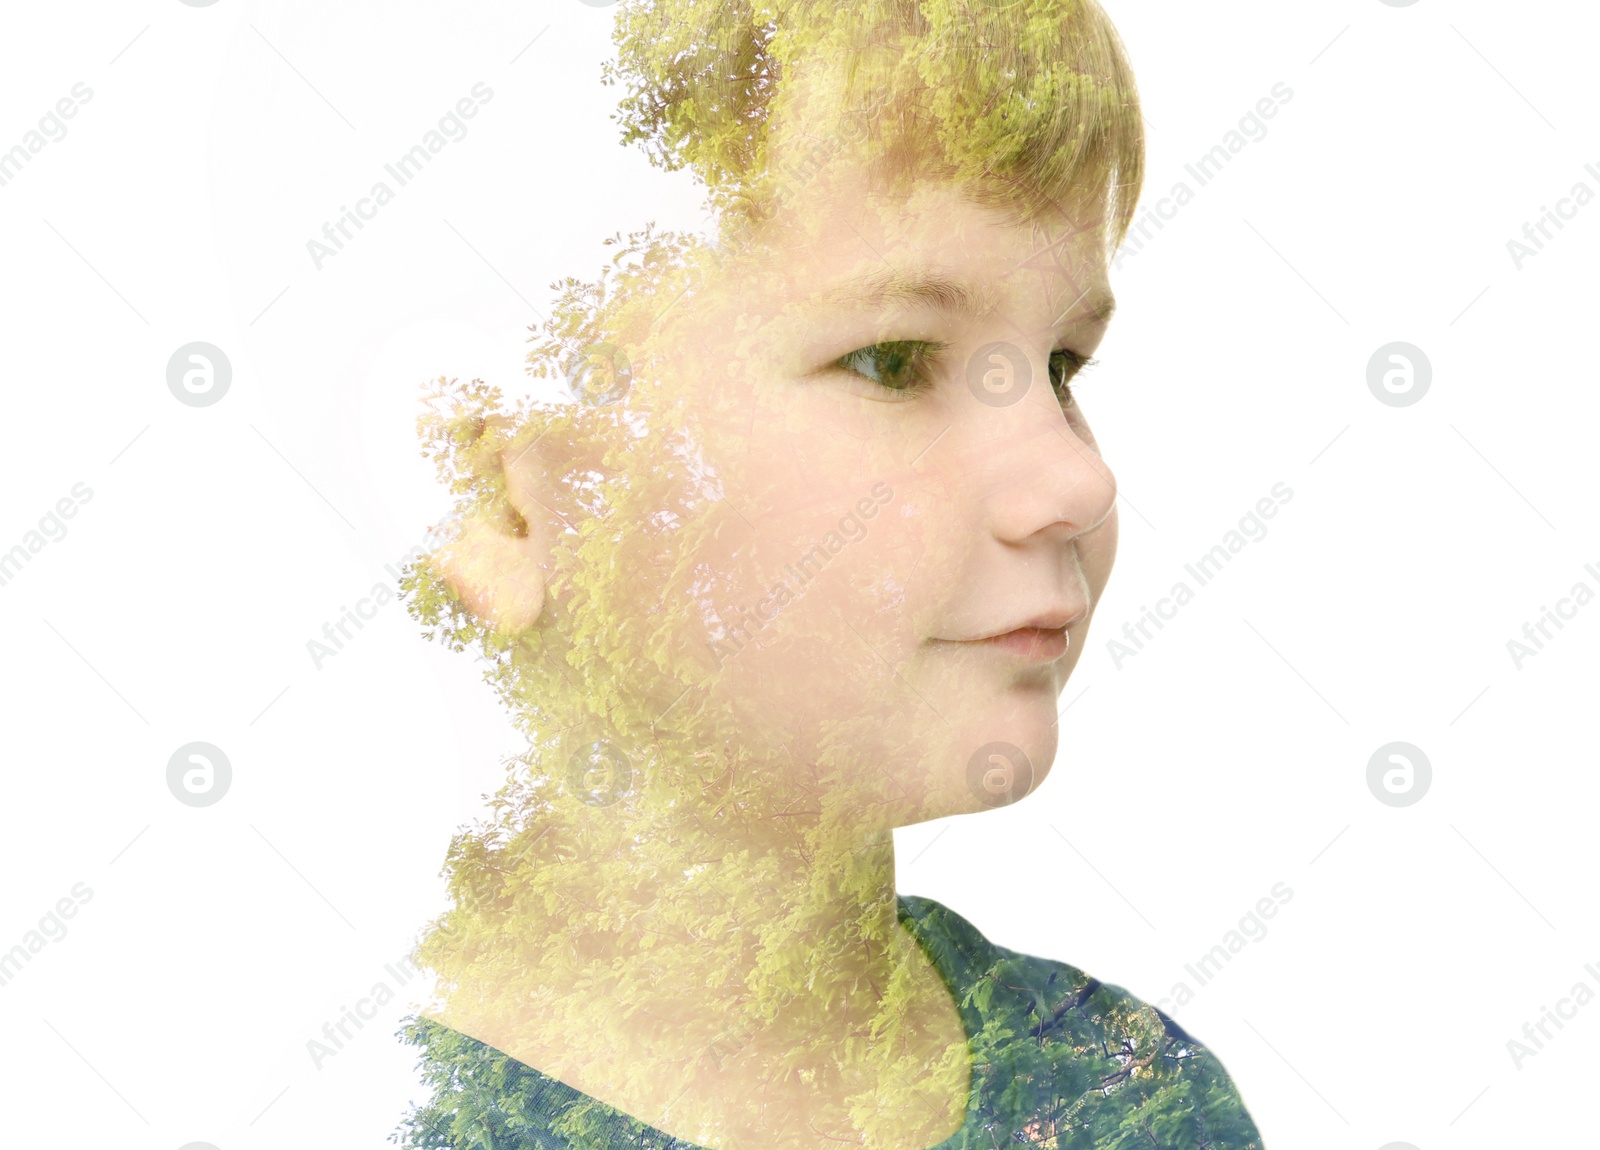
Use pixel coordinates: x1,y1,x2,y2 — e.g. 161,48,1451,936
814,267,1117,329
815,268,997,317
1054,285,1117,329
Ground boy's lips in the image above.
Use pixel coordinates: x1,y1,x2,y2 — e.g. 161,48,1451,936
965,625,1070,661
940,623,1068,662
931,607,1087,662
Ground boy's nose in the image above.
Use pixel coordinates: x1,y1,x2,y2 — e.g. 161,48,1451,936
960,366,1117,545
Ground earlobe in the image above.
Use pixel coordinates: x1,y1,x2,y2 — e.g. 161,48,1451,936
434,431,562,633
435,508,548,633
434,412,594,634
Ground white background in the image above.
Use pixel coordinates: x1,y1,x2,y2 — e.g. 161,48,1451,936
0,1,1595,1147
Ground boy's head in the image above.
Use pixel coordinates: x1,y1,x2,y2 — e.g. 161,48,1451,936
608,0,1145,248
410,0,1144,827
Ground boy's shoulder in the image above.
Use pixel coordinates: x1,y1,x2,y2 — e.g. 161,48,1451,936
897,892,1267,1149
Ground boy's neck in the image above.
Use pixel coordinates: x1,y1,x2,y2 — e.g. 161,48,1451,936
429,817,972,1148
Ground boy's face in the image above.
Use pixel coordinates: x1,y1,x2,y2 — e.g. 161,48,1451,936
647,164,1121,824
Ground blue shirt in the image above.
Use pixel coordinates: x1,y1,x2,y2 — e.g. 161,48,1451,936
395,893,1266,1148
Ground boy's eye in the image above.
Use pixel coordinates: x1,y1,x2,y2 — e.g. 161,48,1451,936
833,341,1098,403
833,340,946,393
1049,348,1098,405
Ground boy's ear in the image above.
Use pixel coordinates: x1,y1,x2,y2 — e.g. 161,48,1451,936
435,424,569,634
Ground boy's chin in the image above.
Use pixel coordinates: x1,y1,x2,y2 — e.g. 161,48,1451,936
888,705,1061,826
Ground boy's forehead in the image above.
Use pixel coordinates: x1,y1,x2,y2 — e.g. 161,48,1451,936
804,265,1115,332
743,172,1115,323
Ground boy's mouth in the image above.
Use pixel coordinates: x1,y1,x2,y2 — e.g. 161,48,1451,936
929,606,1086,662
